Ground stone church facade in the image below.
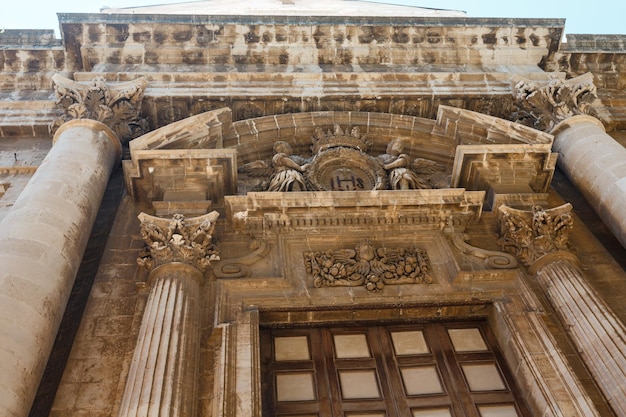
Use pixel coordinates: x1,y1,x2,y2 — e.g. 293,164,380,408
1,1,626,416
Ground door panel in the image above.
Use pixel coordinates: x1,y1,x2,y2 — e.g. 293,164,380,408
261,322,530,417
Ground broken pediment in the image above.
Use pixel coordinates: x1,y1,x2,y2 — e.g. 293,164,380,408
124,106,557,216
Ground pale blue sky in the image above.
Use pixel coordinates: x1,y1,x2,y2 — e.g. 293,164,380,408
1,0,624,37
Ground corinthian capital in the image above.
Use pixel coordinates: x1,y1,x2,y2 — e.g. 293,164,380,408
50,74,149,144
498,204,574,268
137,212,220,273
512,73,597,131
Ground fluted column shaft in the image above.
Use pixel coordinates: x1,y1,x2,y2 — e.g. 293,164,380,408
118,212,219,417
500,204,626,417
0,119,120,417
551,115,626,248
118,263,203,417
534,256,626,414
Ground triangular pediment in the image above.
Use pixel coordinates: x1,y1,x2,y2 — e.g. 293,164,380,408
101,0,466,17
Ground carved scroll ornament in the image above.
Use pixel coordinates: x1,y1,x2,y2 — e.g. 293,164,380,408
137,212,220,273
498,204,574,268
50,74,149,143
512,73,597,131
304,239,433,292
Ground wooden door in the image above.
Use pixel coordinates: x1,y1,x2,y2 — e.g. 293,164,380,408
261,321,531,417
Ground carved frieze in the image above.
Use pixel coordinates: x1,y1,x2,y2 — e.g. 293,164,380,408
304,239,433,292
137,212,220,273
512,73,597,131
50,74,149,144
498,204,574,268
239,124,445,192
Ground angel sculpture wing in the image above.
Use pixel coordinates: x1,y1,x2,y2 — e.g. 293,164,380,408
238,159,273,177
237,159,274,191
410,158,447,176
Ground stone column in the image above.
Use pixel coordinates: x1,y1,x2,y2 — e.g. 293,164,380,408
499,204,626,417
551,115,626,247
117,212,220,417
514,73,626,249
0,74,147,417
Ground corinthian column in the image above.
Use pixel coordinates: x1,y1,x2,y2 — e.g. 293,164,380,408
0,75,147,417
499,204,626,417
118,212,219,417
514,73,626,249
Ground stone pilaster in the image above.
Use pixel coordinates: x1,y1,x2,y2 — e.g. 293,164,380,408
513,73,626,250
0,119,121,417
118,212,219,417
499,204,626,417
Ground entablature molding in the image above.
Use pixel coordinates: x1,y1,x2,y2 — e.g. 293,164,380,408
71,70,552,128
225,189,485,234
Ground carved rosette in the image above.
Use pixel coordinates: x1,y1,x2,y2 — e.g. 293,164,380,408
304,239,433,292
50,74,149,144
498,204,574,268
512,73,597,131
137,212,220,273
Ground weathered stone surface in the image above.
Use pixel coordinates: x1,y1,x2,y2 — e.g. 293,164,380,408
0,119,120,417
2,3,626,417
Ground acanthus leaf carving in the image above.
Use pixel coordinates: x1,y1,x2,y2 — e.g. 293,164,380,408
498,204,574,268
304,239,433,292
50,74,149,145
512,73,597,131
137,212,220,273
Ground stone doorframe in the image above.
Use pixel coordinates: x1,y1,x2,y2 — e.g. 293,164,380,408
210,274,599,417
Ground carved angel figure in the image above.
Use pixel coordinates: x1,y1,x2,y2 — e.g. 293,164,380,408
268,141,308,191
238,141,309,192
378,138,446,190
304,239,433,292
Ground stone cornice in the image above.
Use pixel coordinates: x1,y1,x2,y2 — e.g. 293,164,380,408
137,212,221,273
226,189,485,234
59,13,565,31
498,204,575,268
49,74,149,145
